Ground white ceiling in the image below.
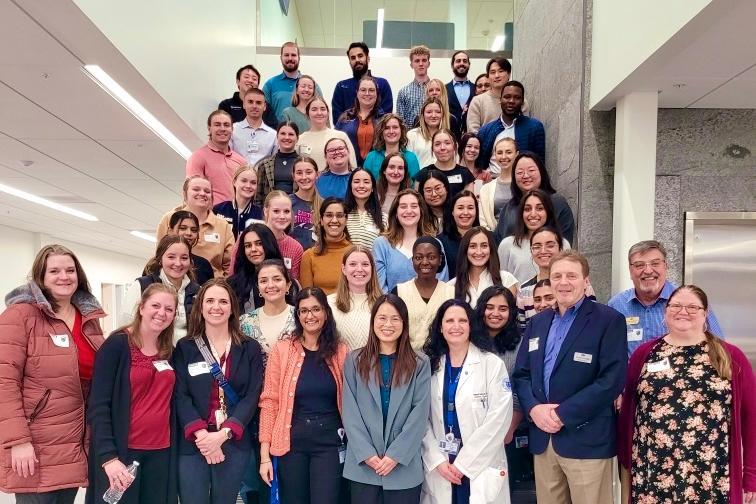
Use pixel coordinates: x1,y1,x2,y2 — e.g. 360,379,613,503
293,0,514,50
592,0,756,109
0,0,200,258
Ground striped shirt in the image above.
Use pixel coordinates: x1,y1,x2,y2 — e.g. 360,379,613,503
607,280,724,357
346,210,386,249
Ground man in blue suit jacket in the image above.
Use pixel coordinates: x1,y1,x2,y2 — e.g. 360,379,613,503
513,250,627,504
445,50,475,139
476,81,545,173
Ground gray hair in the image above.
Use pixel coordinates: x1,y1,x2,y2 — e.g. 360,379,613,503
628,240,667,262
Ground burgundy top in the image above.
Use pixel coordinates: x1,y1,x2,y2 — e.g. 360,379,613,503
128,345,175,449
618,337,756,503
71,310,96,382
206,352,232,427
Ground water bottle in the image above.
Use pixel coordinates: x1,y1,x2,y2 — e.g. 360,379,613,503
102,461,139,504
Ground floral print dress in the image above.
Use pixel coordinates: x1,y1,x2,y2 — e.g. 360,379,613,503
632,340,731,503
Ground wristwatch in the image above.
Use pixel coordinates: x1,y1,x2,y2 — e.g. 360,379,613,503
222,427,233,440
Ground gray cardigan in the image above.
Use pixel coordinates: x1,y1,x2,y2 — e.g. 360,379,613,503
342,349,431,490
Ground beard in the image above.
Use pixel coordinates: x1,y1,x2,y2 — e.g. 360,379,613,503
351,64,368,79
283,60,299,73
453,66,469,79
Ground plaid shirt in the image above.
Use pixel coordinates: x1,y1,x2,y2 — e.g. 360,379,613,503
396,79,427,128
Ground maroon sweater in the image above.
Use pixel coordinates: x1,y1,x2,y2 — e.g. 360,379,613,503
618,337,756,503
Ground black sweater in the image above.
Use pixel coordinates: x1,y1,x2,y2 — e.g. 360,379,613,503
173,335,264,455
86,332,178,504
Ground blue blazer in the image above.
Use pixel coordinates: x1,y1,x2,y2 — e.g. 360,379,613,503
512,299,627,459
476,114,546,170
446,80,475,138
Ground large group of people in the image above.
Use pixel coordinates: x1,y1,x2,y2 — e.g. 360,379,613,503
0,39,753,504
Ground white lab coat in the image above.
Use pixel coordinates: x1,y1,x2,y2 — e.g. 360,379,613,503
421,343,513,504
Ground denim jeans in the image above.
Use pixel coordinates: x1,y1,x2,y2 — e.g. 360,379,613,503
178,441,249,504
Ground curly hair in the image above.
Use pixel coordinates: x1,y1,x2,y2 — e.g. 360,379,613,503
422,299,493,373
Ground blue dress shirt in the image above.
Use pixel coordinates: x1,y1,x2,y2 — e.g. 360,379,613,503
452,79,471,112
543,297,586,398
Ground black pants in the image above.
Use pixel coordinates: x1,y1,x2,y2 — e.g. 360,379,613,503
178,442,249,504
278,412,343,504
349,481,421,504
15,489,78,504
116,448,171,504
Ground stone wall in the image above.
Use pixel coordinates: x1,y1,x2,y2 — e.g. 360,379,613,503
654,109,756,284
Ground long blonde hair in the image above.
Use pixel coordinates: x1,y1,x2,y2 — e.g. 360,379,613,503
418,97,450,141
334,246,382,312
667,285,731,380
383,189,437,247
124,283,178,359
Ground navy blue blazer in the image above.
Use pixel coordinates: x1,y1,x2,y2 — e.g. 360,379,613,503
476,114,546,170
446,80,475,138
512,299,627,459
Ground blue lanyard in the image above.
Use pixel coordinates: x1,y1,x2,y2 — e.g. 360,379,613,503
444,353,465,428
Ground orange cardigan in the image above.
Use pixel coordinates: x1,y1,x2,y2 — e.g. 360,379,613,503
259,338,348,456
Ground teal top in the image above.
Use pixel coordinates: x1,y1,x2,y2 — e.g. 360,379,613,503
281,106,311,133
363,149,421,181
379,353,395,425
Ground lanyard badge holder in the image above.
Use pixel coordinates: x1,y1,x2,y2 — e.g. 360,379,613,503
337,428,347,464
194,337,240,424
439,354,463,456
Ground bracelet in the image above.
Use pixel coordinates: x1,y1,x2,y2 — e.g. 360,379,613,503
260,460,272,464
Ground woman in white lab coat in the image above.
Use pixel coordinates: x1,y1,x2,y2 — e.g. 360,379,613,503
420,299,513,504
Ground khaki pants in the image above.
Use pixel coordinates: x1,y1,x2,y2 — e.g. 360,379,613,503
533,440,614,504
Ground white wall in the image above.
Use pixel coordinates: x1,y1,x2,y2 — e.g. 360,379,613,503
260,0,304,46
590,0,711,108
0,224,148,314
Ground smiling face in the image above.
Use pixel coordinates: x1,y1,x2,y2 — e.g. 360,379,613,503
139,291,177,334
452,52,470,78
208,113,232,146
629,248,668,301
422,178,447,208
426,80,443,99
174,218,199,246
373,302,403,350
43,254,78,302
463,137,481,163
348,47,369,72
244,231,265,265
161,242,191,282
201,285,232,328
257,264,291,304
475,76,490,95
432,132,455,163
665,288,707,335
357,80,377,109
293,160,317,190
494,139,518,174
550,259,588,310
384,156,406,186
423,103,442,129
466,231,491,268
325,139,349,171
397,194,421,229
533,284,556,313
501,84,524,116
350,170,374,202
296,77,315,103
483,294,510,332
307,100,329,128
234,169,257,201
265,196,293,233
452,195,477,231
412,242,441,279
522,195,547,231
383,118,402,145
277,125,298,153
185,178,213,209
342,251,372,291
281,44,300,72
530,230,560,268
488,62,510,90
237,68,259,95
321,202,347,239
441,305,470,346
514,157,542,191
297,295,326,336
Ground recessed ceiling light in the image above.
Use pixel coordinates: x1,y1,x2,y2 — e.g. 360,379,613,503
0,182,98,221
82,65,192,160
130,230,157,243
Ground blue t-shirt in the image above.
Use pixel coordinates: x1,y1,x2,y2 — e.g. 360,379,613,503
315,171,350,200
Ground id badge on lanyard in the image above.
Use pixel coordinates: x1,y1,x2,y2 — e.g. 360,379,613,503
439,354,463,456
210,340,231,425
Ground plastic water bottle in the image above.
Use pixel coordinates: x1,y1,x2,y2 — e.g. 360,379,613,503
103,461,139,504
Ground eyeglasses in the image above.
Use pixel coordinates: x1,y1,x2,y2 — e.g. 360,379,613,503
323,212,346,220
297,306,323,317
630,260,665,270
423,186,446,196
666,303,705,314
375,315,403,325
326,146,347,155
514,168,539,177
531,241,559,252
358,88,377,94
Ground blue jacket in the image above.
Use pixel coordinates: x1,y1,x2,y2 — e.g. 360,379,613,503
332,73,393,124
335,109,386,167
446,80,475,138
512,299,627,459
477,114,546,170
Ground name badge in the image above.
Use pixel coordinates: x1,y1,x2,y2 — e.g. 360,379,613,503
438,432,460,455
299,144,312,155
627,328,643,342
246,140,260,153
646,357,671,373
188,361,211,376
50,334,69,348
626,316,640,325
448,174,463,184
473,392,488,408
283,257,292,270
574,352,593,364
204,233,220,243
528,338,539,352
153,360,173,372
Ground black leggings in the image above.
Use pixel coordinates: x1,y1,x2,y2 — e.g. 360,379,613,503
277,413,343,504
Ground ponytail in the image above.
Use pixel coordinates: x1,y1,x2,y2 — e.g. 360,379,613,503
704,330,731,380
